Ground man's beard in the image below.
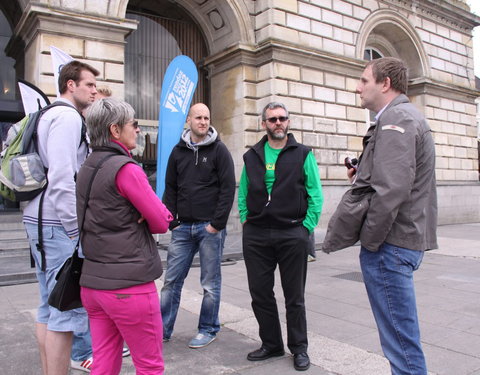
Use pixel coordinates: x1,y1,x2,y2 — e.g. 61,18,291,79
267,125,288,140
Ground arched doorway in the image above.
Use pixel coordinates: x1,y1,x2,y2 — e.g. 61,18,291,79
0,7,23,123
0,3,23,211
124,1,210,176
125,2,209,122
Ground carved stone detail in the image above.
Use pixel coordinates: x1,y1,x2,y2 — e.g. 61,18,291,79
208,9,225,30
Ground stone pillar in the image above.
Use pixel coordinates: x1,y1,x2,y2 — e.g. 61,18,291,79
206,46,258,179
205,45,260,232
7,2,136,100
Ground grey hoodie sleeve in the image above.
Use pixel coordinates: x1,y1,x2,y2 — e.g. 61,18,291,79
359,108,417,251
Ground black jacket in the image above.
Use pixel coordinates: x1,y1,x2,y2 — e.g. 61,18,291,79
163,127,235,230
244,134,310,228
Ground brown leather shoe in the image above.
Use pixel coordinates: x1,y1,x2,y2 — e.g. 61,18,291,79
293,352,310,371
247,347,285,361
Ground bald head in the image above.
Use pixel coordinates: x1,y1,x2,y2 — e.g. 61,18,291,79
187,103,211,143
188,103,209,117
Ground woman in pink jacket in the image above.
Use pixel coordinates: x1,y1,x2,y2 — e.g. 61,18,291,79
77,98,172,374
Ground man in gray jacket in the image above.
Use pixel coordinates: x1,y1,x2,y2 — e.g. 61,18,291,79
324,57,437,375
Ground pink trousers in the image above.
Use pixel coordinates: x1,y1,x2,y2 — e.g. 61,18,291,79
81,284,164,375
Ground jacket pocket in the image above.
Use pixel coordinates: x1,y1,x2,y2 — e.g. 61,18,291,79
322,189,373,253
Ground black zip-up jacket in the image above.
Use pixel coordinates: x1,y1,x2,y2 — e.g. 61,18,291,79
163,127,235,231
244,134,310,228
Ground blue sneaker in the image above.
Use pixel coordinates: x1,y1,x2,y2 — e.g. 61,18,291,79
188,333,216,348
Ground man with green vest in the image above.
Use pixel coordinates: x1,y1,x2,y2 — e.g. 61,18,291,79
238,102,323,371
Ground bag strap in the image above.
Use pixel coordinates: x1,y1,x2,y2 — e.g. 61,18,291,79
73,152,117,258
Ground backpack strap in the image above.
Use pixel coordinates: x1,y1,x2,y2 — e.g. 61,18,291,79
33,101,89,149
36,188,48,271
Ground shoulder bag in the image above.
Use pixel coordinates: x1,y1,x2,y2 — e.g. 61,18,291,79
48,153,114,311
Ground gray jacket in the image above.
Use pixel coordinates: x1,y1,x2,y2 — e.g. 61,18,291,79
323,94,438,253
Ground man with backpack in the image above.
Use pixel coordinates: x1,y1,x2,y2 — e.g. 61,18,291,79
22,60,99,375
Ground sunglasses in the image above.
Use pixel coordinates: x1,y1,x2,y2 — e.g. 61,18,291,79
266,116,289,123
128,121,139,129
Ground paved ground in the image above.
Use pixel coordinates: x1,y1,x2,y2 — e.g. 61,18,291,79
0,223,479,374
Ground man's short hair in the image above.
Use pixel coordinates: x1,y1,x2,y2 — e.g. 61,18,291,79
58,61,100,94
261,102,289,121
85,97,135,148
366,57,408,95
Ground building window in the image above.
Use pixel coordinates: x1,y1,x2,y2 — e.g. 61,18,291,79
363,47,383,61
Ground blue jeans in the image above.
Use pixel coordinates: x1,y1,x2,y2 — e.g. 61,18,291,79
360,243,427,375
161,222,225,339
72,330,93,361
24,224,88,333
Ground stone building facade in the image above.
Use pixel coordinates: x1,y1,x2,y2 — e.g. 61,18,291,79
1,0,479,227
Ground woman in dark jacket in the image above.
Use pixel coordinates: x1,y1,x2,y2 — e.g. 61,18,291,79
77,98,172,374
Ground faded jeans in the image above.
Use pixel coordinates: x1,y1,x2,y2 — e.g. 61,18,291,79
160,222,225,339
360,243,427,375
72,330,93,361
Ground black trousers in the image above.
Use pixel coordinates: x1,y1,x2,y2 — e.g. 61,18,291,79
242,223,309,354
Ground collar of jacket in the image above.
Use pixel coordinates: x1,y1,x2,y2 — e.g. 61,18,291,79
377,94,409,121
252,133,299,160
92,142,131,158
179,126,219,149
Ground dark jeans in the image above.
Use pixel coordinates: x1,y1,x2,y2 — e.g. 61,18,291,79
242,223,309,354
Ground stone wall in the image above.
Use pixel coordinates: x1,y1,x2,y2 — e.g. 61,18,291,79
245,0,479,183
6,0,480,225
9,2,136,101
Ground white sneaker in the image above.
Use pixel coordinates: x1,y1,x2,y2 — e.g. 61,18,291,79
71,357,93,372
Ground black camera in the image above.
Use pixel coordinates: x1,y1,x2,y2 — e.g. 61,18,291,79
344,157,358,170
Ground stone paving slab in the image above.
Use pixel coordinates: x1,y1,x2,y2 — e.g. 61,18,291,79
0,223,479,374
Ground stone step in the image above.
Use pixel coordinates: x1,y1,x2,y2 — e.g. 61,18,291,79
0,211,22,223
0,271,37,286
0,240,30,252
0,221,24,231
0,229,27,241
0,254,36,286
0,211,24,235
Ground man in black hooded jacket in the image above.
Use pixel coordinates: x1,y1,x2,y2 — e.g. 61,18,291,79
161,103,235,349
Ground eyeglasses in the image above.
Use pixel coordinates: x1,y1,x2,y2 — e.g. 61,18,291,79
127,121,139,129
266,116,289,123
